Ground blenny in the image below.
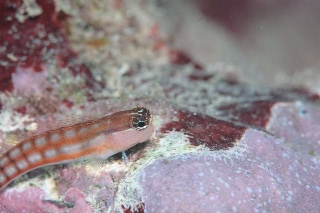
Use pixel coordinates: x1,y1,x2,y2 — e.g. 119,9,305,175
0,107,154,190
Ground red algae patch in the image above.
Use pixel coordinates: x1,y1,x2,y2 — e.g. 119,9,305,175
0,0,94,92
122,203,145,213
218,100,276,128
162,110,246,150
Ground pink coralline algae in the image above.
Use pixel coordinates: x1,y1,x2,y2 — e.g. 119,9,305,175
140,128,320,212
64,187,93,213
0,187,62,212
0,1,320,212
0,187,93,212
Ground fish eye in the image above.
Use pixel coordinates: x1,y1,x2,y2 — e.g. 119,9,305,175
132,107,151,130
137,121,145,128
132,115,148,130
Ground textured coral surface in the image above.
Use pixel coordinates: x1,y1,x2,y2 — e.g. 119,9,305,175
0,0,320,212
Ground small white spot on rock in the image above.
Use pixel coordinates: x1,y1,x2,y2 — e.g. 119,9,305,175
246,187,253,193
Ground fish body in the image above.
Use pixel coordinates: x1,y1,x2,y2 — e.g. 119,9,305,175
0,107,154,190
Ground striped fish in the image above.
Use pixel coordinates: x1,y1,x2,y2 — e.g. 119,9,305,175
0,107,154,190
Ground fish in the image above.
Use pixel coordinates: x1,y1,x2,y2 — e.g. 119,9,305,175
0,107,154,190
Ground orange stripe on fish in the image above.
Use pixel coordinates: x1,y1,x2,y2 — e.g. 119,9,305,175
0,107,154,190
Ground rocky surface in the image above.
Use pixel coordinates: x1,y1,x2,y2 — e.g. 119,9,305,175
0,0,319,212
